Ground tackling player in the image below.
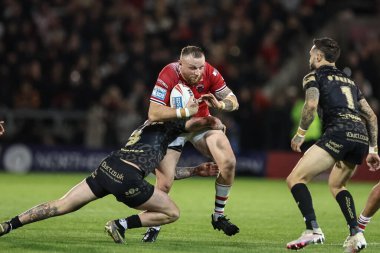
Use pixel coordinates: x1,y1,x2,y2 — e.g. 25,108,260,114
285,37,379,252
0,107,226,243
144,46,239,242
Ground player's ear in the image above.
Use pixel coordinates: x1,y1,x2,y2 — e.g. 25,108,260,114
316,51,324,62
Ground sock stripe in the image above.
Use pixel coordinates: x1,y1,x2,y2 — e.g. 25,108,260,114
216,195,228,201
215,202,225,208
357,214,372,232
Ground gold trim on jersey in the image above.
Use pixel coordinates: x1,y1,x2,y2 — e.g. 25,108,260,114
302,73,316,88
327,75,355,85
337,113,362,122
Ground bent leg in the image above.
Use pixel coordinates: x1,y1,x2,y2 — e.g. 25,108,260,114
134,188,180,226
192,130,239,235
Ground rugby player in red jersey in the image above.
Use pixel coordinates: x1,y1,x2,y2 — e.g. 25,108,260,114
144,46,239,242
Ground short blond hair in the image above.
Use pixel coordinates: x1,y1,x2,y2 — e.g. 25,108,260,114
180,46,204,59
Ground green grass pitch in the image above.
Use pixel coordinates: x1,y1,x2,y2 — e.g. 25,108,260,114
0,172,379,253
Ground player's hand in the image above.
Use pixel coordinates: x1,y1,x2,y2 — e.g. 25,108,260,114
200,93,223,109
366,153,380,171
194,162,219,177
186,96,199,116
0,121,5,136
291,134,304,152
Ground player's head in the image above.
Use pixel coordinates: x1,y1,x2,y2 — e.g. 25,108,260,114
309,37,340,70
179,46,205,85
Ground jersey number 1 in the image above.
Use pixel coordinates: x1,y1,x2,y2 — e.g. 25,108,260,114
340,86,355,110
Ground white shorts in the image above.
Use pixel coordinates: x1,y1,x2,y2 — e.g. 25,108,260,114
168,129,209,151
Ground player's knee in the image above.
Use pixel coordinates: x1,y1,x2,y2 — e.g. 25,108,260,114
157,183,172,193
166,207,180,223
220,155,236,172
286,174,295,188
286,172,308,188
328,182,345,197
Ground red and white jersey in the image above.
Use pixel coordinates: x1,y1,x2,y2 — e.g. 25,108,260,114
150,62,227,117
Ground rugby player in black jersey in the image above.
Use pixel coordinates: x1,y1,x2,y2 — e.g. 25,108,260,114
285,37,379,253
0,99,226,243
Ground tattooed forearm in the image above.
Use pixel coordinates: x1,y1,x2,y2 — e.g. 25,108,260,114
358,99,378,147
299,88,319,130
222,97,239,111
19,202,59,224
214,86,239,111
215,87,233,100
174,166,195,180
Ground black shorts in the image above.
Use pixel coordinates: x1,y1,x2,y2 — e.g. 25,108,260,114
316,131,368,165
86,155,154,208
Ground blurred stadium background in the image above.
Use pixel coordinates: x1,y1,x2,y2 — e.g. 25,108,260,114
0,0,379,178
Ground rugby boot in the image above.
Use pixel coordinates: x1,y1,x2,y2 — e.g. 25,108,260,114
343,232,367,253
286,228,325,250
141,227,161,242
211,214,239,236
0,222,11,237
104,220,125,244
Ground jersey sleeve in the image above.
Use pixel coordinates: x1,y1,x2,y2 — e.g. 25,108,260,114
206,63,227,94
302,72,319,90
150,64,177,106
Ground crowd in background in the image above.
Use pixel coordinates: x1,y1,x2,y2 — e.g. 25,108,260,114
0,0,379,152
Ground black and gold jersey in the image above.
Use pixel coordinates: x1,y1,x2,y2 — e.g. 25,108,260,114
112,120,187,177
302,65,367,137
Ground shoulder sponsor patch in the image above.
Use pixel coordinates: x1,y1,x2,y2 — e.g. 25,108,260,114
151,86,167,101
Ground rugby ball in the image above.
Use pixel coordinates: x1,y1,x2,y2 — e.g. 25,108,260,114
170,83,194,108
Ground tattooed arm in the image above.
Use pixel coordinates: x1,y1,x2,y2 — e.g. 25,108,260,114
200,87,239,112
358,98,378,148
291,87,319,152
174,162,219,180
357,98,380,170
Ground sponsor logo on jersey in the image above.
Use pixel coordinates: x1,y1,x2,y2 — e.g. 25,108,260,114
171,97,183,108
196,84,204,93
151,86,167,101
212,69,219,76
124,187,141,197
100,161,124,181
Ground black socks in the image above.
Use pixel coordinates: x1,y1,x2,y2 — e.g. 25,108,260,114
7,216,23,232
291,183,318,230
336,190,358,235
